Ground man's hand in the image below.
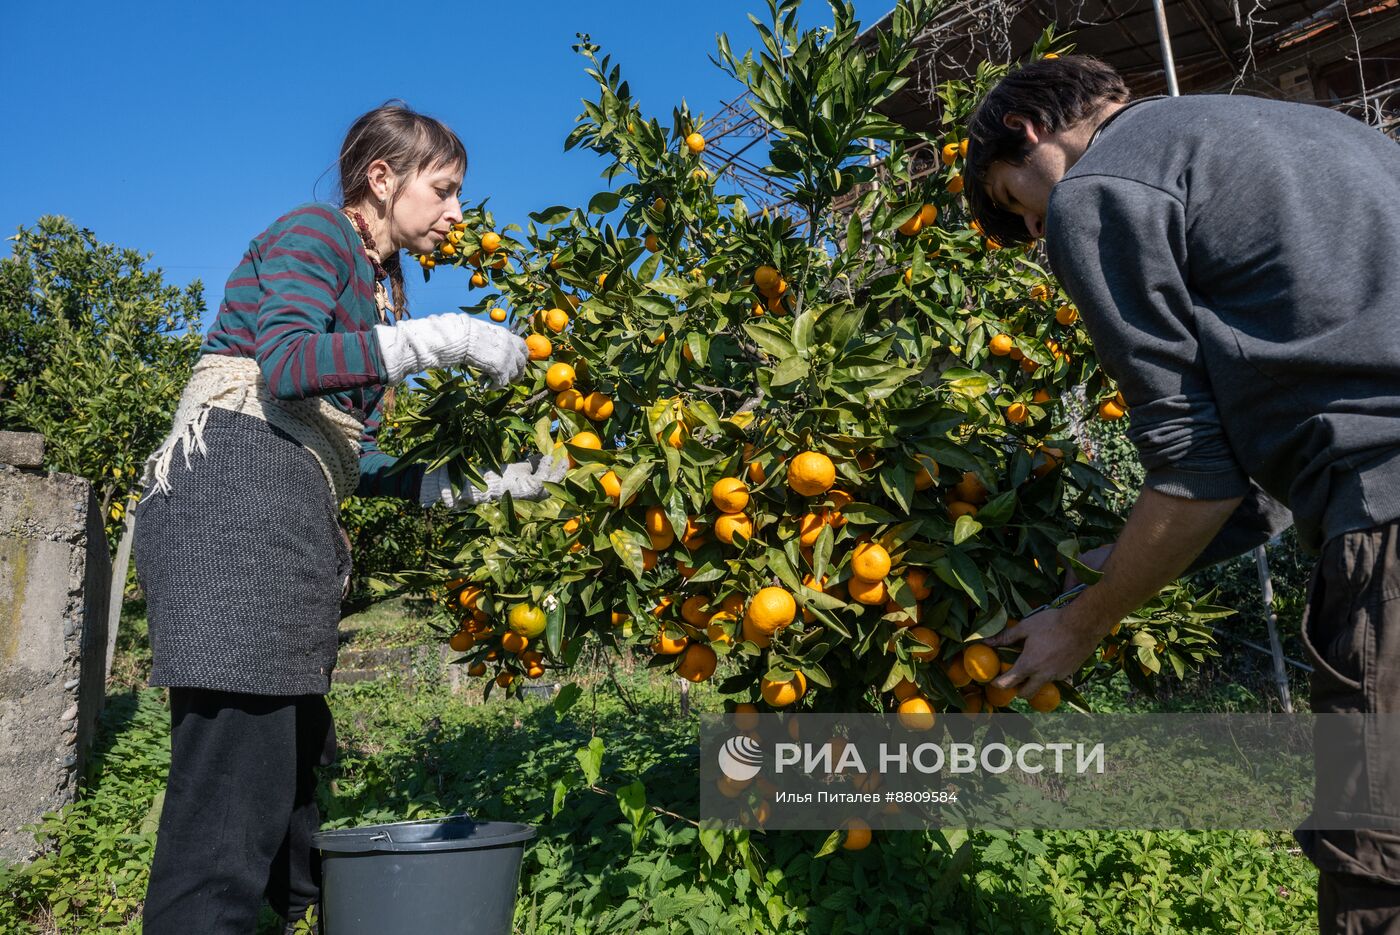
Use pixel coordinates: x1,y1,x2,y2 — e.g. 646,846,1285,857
986,542,1115,698
982,488,1241,700
985,603,1111,700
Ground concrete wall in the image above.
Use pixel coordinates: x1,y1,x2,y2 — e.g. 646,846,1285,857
0,441,110,863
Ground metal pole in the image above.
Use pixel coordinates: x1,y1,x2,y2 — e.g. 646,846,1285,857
1254,545,1294,712
1150,0,1183,96
104,503,138,696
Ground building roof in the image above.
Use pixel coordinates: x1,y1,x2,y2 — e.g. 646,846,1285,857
857,0,1400,131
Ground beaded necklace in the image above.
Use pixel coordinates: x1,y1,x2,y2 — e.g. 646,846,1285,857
341,207,392,323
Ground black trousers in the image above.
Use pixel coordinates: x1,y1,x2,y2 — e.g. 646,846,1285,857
1295,520,1400,934
143,688,336,934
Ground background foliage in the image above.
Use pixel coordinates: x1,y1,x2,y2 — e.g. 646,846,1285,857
0,216,204,545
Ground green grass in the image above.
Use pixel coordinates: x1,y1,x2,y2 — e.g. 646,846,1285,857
338,596,440,650
0,606,1319,934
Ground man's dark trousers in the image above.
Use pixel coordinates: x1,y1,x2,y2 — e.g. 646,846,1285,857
1296,519,1400,934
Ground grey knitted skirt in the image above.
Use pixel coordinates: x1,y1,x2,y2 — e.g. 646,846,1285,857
134,407,351,695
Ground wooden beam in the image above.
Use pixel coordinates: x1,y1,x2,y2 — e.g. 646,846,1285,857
1181,0,1240,69
1098,0,1167,67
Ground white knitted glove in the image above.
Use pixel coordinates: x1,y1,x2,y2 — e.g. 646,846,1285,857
374,313,529,388
418,454,569,509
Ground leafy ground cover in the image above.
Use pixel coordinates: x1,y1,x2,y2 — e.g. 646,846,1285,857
0,608,1316,935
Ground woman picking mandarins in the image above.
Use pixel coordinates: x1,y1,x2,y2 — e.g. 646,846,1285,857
134,101,563,934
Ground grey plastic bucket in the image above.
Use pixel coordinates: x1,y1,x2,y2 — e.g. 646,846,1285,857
312,815,535,935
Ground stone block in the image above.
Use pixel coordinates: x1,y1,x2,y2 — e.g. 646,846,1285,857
0,433,45,469
0,463,110,862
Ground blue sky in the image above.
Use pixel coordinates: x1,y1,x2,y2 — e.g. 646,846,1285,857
2,0,850,326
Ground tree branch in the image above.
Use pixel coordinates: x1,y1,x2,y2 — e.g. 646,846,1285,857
586,784,700,828
605,656,640,717
693,383,746,398
737,389,766,414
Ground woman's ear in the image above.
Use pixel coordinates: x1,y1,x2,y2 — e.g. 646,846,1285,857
366,159,396,203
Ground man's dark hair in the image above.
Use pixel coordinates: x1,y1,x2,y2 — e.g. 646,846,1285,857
964,56,1130,247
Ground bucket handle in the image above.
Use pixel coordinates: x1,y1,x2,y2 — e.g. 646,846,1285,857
366,812,474,845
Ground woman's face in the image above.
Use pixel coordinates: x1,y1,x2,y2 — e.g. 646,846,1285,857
385,159,463,255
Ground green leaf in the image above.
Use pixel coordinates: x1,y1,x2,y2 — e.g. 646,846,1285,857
813,522,833,582
546,596,566,657
1058,547,1107,585
688,399,724,435
699,824,726,863
918,439,981,472
563,631,586,666
770,144,804,173
662,436,681,483
880,464,912,514
952,514,982,545
610,528,650,580
618,460,656,511
588,191,622,214
617,780,651,842
576,735,605,785
792,307,817,352
140,789,165,835
931,837,976,901
801,662,832,688
529,205,573,225
766,545,805,594
846,213,863,254
813,116,840,158
837,503,897,525
554,682,583,717
684,332,707,366
941,367,994,397
743,322,797,359
664,484,689,552
648,275,694,297
976,490,1017,526
890,202,920,229
762,663,800,683
823,303,863,350
771,355,809,387
943,547,987,607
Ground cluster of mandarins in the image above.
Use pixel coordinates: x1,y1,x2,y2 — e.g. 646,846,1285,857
603,451,850,705
751,264,791,317
444,587,550,686
419,224,508,287
978,280,1129,426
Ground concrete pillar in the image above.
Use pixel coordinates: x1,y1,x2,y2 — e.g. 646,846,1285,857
0,434,110,862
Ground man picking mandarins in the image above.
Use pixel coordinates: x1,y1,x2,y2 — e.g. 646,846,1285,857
964,56,1400,933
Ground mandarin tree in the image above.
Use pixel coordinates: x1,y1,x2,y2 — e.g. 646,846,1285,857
384,0,1223,717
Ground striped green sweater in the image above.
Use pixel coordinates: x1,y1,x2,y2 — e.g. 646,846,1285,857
201,203,422,499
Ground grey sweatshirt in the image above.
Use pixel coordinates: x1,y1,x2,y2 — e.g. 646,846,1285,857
1045,94,1400,562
